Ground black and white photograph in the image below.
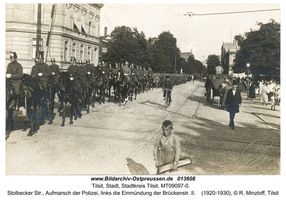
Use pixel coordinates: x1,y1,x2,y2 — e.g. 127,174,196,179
4,2,281,175
1,1,285,199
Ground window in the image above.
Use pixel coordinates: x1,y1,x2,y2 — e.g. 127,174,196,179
88,46,91,61
88,21,92,35
80,45,84,61
32,38,43,59
72,43,76,58
64,41,69,61
93,47,97,64
81,22,87,35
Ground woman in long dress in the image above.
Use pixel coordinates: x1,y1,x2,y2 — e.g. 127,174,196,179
261,83,269,105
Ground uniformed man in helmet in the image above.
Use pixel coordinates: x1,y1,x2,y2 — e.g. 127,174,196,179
67,57,82,119
31,52,50,123
84,59,95,82
48,58,60,124
31,53,50,91
49,58,60,87
84,59,95,111
6,52,23,110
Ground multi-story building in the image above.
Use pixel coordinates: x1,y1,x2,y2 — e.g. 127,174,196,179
221,41,239,74
6,3,103,73
99,27,111,63
180,51,194,62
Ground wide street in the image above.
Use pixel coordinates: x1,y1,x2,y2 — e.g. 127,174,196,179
6,81,280,175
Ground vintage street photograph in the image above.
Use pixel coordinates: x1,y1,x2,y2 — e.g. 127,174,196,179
5,3,280,175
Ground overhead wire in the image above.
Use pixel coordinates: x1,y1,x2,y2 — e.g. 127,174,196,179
185,8,280,17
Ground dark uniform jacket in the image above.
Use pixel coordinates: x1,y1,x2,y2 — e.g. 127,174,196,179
67,64,81,88
6,61,23,95
84,63,95,86
31,62,50,90
225,88,242,113
137,68,144,81
100,65,109,79
49,64,60,86
112,67,120,80
130,68,138,82
7,61,23,79
77,65,87,85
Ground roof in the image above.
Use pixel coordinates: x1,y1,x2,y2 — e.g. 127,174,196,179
180,52,194,60
222,42,238,53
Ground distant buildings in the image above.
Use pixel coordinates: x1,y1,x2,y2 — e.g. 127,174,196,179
180,51,194,62
221,41,239,74
99,27,111,63
6,3,103,72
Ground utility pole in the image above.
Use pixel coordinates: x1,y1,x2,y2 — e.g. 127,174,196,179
174,54,177,73
45,4,56,62
36,3,42,58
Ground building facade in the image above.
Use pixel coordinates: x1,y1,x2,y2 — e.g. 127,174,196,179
6,3,103,73
221,41,239,74
180,51,194,62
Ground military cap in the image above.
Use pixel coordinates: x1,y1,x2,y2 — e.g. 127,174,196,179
51,58,56,62
9,52,17,59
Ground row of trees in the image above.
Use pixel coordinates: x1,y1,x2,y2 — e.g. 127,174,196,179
103,26,206,75
103,20,280,80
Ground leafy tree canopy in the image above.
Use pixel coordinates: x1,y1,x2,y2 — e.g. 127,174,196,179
233,20,280,80
206,54,220,74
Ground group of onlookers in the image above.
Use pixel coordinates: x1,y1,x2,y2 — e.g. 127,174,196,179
247,79,280,110
258,80,280,110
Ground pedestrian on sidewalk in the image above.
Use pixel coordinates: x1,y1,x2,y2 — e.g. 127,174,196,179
225,81,242,130
153,120,181,170
261,82,269,105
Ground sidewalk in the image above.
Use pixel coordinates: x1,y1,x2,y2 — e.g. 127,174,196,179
240,93,280,130
175,88,280,175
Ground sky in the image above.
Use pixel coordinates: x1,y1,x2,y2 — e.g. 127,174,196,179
100,3,280,61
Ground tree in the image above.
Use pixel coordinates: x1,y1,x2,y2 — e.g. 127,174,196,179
233,20,280,80
149,31,181,73
181,54,206,76
206,55,220,74
103,26,149,66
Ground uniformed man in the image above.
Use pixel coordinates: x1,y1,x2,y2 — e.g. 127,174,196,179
47,58,60,124
31,53,50,91
49,58,60,88
67,57,78,81
100,60,108,79
113,63,120,80
6,52,23,110
31,53,50,123
67,57,82,119
85,59,94,75
84,59,95,110
122,61,131,82
6,52,23,95
130,64,137,80
77,60,87,86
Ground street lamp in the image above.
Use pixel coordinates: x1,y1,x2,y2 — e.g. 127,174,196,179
246,63,250,99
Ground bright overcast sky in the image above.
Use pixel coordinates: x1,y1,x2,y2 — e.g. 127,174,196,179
100,3,280,61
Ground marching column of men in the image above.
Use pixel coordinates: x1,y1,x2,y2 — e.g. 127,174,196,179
6,52,157,133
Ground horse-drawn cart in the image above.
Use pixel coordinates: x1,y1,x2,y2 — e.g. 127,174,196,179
205,74,232,108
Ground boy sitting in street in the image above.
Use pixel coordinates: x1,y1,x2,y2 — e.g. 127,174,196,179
153,120,181,172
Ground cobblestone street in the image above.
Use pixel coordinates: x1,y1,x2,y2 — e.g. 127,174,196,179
6,81,280,175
